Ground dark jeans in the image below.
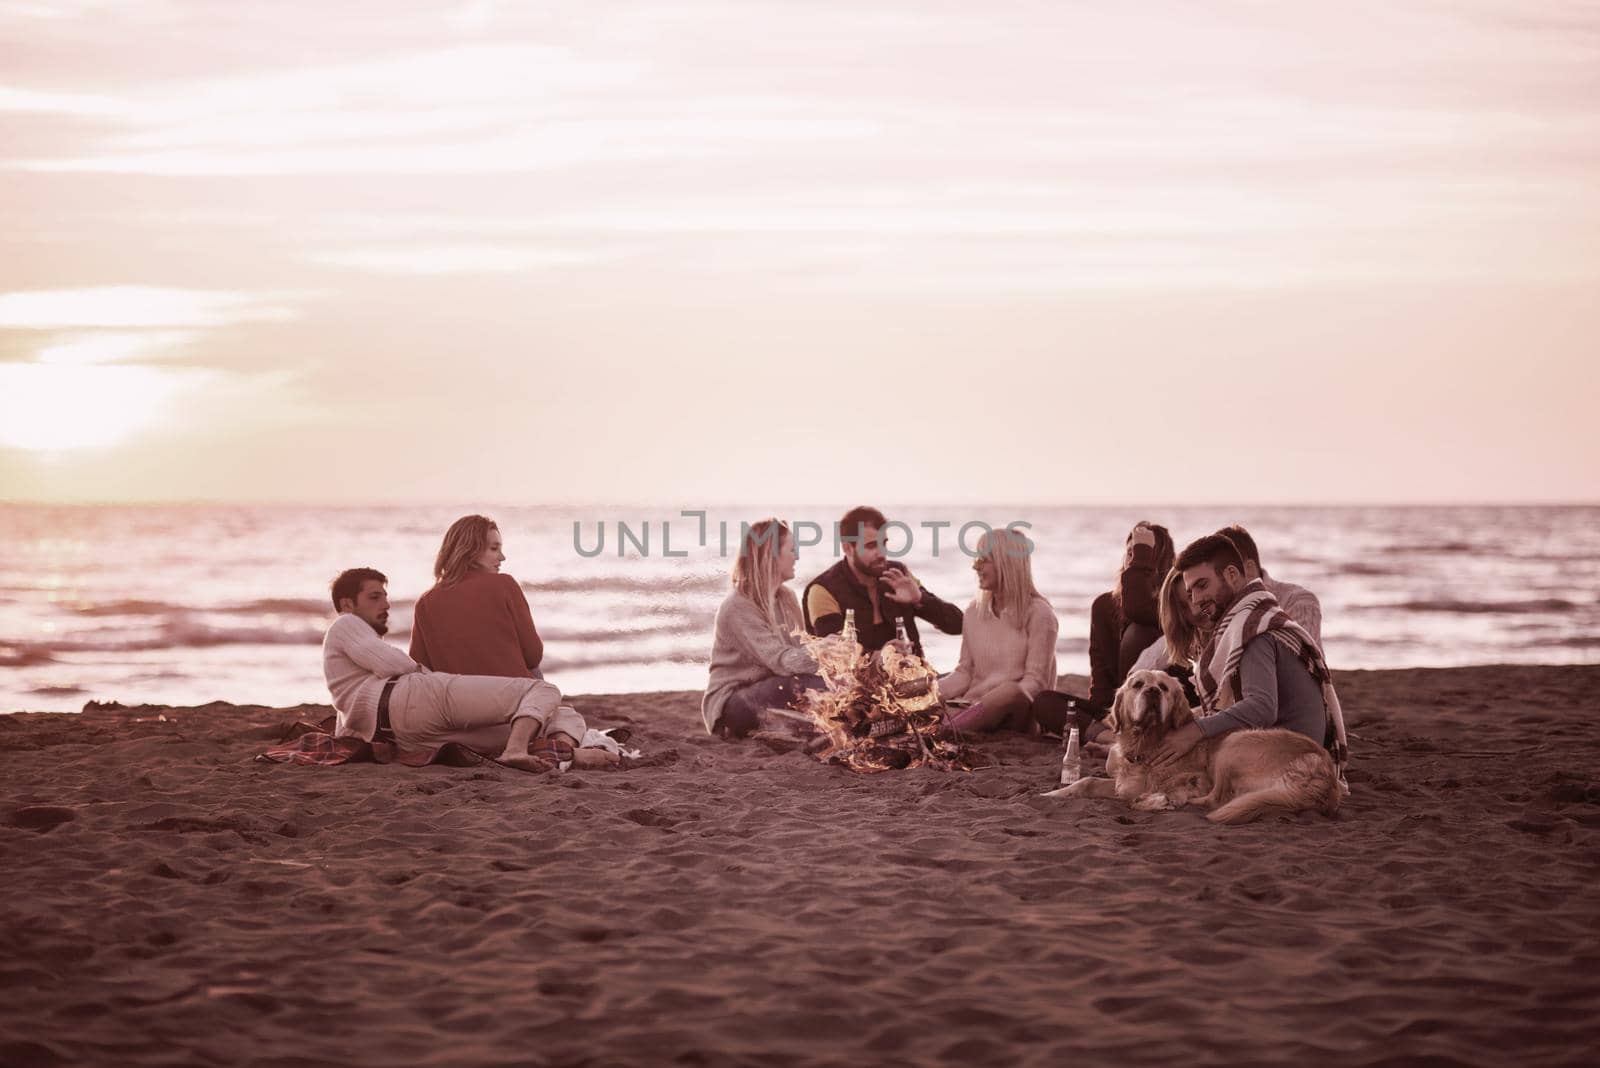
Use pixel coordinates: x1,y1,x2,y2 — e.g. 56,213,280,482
1031,690,1100,734
1118,621,1161,681
719,673,827,739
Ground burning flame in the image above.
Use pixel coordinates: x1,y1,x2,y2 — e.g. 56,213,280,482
792,632,975,774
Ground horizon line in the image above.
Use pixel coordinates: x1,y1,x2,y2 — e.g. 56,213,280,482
4,497,1598,510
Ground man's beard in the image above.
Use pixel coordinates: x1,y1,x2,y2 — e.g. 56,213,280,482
367,616,389,636
1202,579,1237,623
848,553,887,578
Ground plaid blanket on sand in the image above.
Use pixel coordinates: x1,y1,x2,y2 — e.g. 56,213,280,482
256,717,485,768
1195,579,1351,794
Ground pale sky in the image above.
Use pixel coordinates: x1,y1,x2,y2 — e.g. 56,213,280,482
1,0,1597,505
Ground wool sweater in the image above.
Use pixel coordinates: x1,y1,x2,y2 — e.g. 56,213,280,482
1261,570,1323,648
703,590,820,733
322,612,424,740
1087,542,1164,708
940,596,1059,703
409,571,543,678
1194,633,1327,742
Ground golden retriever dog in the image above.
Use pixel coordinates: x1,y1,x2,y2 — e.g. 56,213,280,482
1061,669,1341,824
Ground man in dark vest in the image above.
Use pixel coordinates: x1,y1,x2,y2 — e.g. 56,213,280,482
802,505,963,659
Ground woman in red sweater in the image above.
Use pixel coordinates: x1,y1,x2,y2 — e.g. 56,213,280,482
409,514,545,679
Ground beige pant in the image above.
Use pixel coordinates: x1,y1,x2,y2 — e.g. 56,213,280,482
389,673,585,752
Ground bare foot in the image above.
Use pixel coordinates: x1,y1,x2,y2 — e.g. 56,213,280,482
497,752,558,774
569,748,621,769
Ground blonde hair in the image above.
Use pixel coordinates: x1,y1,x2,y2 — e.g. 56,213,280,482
1159,566,1208,665
977,527,1046,629
732,518,801,633
433,514,499,588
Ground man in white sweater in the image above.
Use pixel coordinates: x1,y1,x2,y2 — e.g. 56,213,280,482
322,568,584,771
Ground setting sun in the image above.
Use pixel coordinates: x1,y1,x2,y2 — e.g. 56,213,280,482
0,362,204,451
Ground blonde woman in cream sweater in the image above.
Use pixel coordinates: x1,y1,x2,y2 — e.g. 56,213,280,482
702,519,825,739
936,527,1059,738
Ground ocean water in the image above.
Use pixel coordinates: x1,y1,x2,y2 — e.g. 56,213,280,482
1,504,1596,714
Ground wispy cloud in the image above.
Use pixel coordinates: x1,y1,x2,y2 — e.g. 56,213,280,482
0,39,876,175
0,287,299,328
310,244,618,275
13,117,881,176
32,329,199,365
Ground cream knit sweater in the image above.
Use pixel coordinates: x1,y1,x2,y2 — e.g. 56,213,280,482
939,596,1058,703
321,612,424,740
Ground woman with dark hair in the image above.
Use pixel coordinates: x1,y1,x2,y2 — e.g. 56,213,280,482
409,514,545,679
1086,521,1175,710
1032,521,1175,738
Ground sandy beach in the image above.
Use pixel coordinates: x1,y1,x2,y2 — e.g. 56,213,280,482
2,664,1598,1067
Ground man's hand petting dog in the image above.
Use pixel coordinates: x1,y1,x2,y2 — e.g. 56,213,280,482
1150,720,1204,767
1056,669,1342,824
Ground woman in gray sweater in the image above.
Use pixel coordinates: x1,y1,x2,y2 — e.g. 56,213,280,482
702,519,825,738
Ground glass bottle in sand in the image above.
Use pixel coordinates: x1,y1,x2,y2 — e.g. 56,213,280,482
1060,702,1083,786
882,615,939,714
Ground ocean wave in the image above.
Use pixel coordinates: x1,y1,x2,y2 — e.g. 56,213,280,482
66,597,336,618
1328,562,1395,577
1383,541,1483,555
239,597,336,615
66,599,181,617
545,649,709,671
524,575,727,595
1362,598,1583,615
0,645,56,668
28,684,87,697
541,621,710,643
12,622,327,656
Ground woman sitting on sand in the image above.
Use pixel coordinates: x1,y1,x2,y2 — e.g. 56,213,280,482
1087,521,1175,710
1133,567,1209,672
1122,567,1207,707
702,519,826,739
409,515,545,679
935,527,1059,738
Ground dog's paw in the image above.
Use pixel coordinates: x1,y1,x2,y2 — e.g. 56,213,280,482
1133,792,1175,811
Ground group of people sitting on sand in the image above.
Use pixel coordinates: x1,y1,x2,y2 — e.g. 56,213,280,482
321,506,1340,775
703,506,1341,776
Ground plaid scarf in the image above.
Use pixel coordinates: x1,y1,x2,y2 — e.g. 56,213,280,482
1195,579,1350,794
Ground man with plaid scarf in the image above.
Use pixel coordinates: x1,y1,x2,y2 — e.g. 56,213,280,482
1151,534,1349,792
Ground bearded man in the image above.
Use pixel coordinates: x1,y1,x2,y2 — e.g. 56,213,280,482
1150,534,1349,792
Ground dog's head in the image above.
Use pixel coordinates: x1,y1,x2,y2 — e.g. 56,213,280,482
1106,669,1193,740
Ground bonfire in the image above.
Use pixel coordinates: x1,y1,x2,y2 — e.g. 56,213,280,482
792,632,975,773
